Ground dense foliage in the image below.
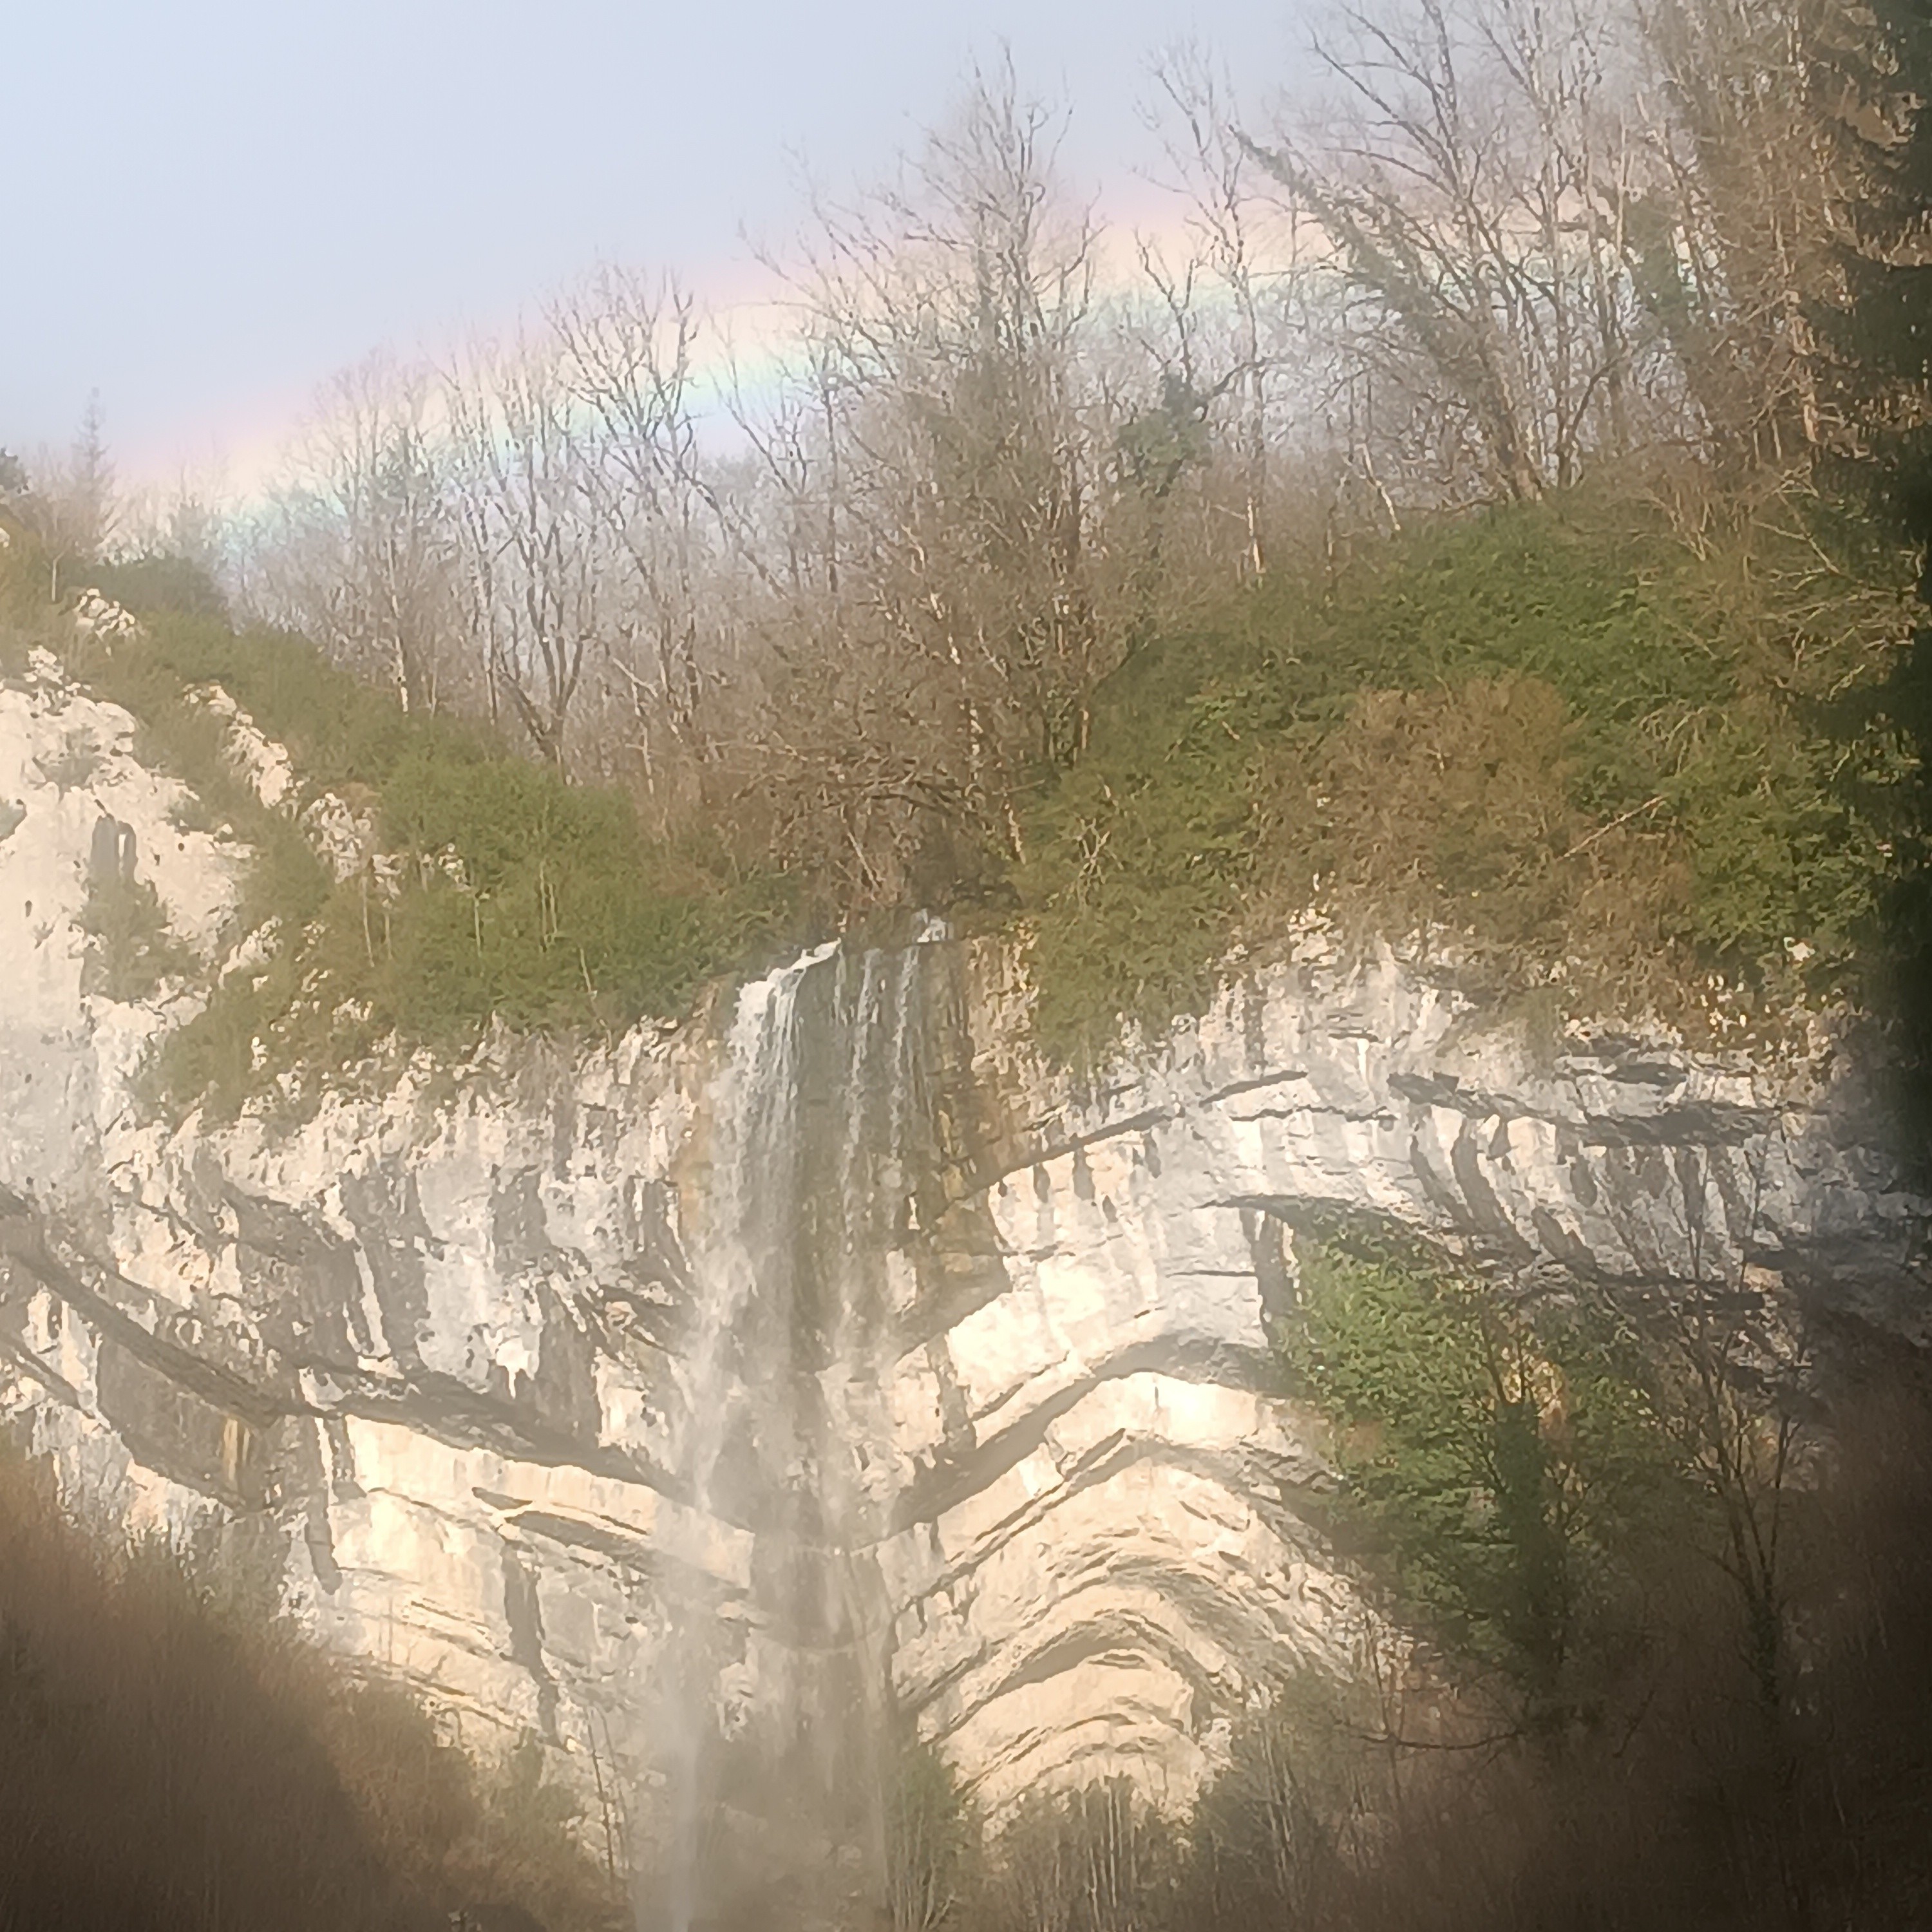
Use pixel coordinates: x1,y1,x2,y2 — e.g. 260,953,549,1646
1017,493,1910,1063
38,480,1912,1101
1808,0,1932,1144
53,579,793,1108
1278,1227,1686,1719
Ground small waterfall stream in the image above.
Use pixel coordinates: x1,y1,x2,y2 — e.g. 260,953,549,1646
654,930,945,1932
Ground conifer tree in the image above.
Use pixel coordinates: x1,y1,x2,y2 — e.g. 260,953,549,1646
1815,0,1932,1145
1816,0,1932,551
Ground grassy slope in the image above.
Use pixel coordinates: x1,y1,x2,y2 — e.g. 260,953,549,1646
1015,491,1909,1063
49,574,793,1110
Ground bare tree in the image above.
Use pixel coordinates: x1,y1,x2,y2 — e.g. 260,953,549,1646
445,336,611,765
797,61,1101,752
988,1781,1173,1932
1640,1155,1809,1714
1145,45,1282,575
882,1732,974,1932
721,61,1111,898
27,394,117,599
257,355,459,713
1629,0,1853,469
1247,0,1651,503
551,269,723,806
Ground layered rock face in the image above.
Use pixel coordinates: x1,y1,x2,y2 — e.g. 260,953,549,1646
0,660,1926,1920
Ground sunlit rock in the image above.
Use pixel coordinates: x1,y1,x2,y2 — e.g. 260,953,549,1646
0,667,1924,1921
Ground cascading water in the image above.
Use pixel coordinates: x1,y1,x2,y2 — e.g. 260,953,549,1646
657,939,833,1932
651,929,945,1932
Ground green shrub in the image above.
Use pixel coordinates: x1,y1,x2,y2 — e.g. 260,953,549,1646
1018,490,1908,1063
75,554,231,624
75,609,480,800
61,607,793,1112
1668,697,1894,967
79,873,200,1003
1277,1224,1701,1719
0,526,60,674
1014,637,1262,1065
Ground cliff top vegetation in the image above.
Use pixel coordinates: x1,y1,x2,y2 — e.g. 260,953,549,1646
4,0,1928,1110
1,471,1907,1105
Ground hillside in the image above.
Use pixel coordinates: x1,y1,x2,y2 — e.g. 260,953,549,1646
5,471,1920,1126
3,0,1932,1918
0,556,1927,1928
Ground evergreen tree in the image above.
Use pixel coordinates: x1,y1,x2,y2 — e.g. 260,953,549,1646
1813,0,1932,1147
1815,0,1932,549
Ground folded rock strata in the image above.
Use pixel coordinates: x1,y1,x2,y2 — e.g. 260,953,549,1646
0,663,1924,1903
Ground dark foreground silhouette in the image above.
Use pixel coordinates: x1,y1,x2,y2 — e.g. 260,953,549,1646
0,1453,615,1932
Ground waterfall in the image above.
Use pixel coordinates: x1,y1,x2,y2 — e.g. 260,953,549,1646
680,938,838,1532
654,929,942,1932
657,940,828,1932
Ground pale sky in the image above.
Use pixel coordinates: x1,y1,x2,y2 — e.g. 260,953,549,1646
4,0,1307,492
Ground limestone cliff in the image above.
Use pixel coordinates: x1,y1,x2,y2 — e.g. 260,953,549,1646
0,649,1924,1908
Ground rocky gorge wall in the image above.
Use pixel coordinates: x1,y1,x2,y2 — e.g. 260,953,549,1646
0,649,1926,1921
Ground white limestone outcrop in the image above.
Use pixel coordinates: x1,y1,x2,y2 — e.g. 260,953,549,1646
0,658,1924,1870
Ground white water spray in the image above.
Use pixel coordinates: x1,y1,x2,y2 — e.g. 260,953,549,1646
652,929,945,1932
659,941,836,1932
